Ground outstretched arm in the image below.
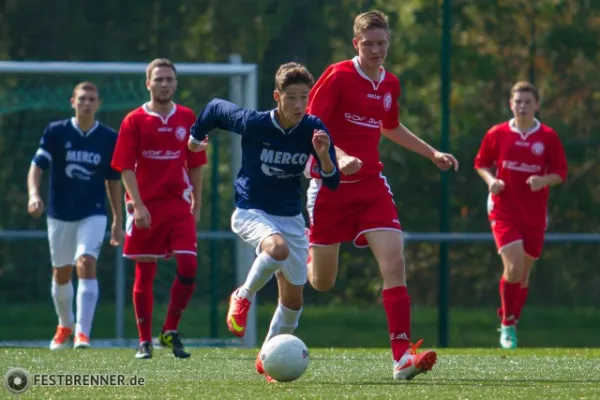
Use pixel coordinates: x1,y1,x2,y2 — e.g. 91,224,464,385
382,123,459,171
188,99,253,152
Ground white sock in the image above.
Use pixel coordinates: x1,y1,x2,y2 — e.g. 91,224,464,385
75,279,99,337
51,280,74,329
237,252,285,301
263,303,303,346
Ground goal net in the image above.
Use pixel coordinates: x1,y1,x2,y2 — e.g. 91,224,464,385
0,58,258,349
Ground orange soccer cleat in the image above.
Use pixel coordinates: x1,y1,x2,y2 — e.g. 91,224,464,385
74,332,91,349
49,325,73,350
226,289,251,337
255,352,277,383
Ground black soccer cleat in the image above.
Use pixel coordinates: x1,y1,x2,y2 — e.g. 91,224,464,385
135,341,153,359
159,331,191,359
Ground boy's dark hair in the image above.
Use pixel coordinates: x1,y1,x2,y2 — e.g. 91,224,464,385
275,62,315,91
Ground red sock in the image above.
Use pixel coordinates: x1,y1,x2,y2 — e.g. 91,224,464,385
382,286,411,361
133,261,157,343
163,254,197,332
515,286,529,320
500,277,520,325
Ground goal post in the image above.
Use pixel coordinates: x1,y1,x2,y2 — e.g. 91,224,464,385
0,57,259,348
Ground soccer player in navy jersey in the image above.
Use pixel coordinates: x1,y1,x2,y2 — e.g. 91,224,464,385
27,81,123,350
188,62,340,382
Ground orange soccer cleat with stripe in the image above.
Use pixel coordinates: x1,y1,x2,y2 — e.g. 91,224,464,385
226,289,251,337
393,339,437,380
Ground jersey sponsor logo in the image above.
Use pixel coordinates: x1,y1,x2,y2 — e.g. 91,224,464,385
502,160,542,173
65,164,94,180
142,150,181,160
383,93,392,111
344,113,381,129
531,141,545,156
260,163,299,179
367,93,382,100
259,149,308,179
259,149,309,165
64,150,101,181
66,150,102,165
175,126,187,141
157,126,173,132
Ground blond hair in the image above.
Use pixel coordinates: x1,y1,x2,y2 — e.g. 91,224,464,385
354,10,390,38
511,81,540,102
72,81,98,97
146,58,176,80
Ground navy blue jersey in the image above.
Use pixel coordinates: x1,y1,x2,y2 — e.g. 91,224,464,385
32,118,121,221
191,99,340,216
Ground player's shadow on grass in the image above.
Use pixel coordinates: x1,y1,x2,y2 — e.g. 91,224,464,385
289,377,600,388
430,378,600,385
298,378,600,387
286,379,600,389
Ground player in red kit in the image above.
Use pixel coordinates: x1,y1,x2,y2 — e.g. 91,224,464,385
474,82,567,349
111,58,207,359
305,10,458,380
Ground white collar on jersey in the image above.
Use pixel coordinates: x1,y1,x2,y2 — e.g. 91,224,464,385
70,117,99,138
352,56,386,91
143,102,177,124
269,109,302,135
509,118,541,140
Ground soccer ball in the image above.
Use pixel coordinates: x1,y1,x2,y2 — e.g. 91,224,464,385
259,334,310,382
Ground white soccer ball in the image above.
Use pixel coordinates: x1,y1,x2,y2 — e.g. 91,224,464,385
259,334,310,382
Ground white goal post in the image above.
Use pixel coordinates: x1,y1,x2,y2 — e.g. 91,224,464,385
0,55,259,348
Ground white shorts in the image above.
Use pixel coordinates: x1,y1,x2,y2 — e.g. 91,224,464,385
47,215,108,267
231,208,308,286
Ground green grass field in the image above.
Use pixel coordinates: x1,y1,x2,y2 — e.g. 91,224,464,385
2,347,600,399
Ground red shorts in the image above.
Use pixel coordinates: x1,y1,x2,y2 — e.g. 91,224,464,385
123,200,197,259
491,219,544,259
306,174,402,247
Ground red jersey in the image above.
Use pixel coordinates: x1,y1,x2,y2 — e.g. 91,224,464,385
474,119,568,229
306,57,401,181
111,103,207,206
